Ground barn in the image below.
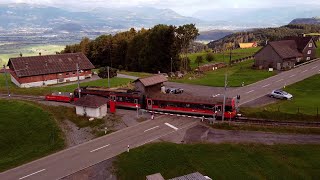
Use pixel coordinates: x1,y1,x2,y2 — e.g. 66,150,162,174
7,53,95,88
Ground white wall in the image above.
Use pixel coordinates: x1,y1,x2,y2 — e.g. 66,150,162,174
76,104,107,119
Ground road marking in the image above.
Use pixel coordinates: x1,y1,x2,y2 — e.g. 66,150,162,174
289,74,295,78
188,116,192,118
144,126,160,132
246,90,254,94
90,144,110,153
19,169,46,180
301,70,308,73
311,66,318,70
212,94,220,97
276,79,283,82
170,114,174,116
165,122,178,130
262,84,270,88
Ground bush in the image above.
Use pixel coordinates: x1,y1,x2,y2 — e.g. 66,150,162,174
98,67,117,78
206,52,215,62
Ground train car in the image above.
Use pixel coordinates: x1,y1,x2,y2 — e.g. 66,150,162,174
45,92,74,103
145,93,237,119
74,86,144,109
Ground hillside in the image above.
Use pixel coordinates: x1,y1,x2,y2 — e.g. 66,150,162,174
290,17,320,25
208,24,320,50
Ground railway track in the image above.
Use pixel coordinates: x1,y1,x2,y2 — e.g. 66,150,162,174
0,93,44,101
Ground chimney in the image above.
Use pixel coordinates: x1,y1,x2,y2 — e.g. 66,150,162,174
20,52,22,57
39,52,41,56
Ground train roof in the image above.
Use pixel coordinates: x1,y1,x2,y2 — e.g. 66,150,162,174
147,93,234,105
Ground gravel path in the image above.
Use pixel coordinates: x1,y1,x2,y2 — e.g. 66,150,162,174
183,124,320,145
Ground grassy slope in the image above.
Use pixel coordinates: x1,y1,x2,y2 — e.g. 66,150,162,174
188,47,261,69
173,60,275,87
0,45,65,66
0,74,132,96
117,71,153,78
243,74,320,116
0,100,64,172
115,143,320,180
316,41,320,58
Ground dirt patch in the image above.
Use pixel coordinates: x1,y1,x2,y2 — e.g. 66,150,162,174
183,124,320,145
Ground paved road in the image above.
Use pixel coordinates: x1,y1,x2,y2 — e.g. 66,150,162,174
0,116,197,180
227,59,320,106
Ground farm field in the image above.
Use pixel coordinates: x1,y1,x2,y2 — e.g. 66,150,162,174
0,74,132,96
173,60,275,87
242,74,320,117
0,44,65,66
0,99,64,172
115,142,320,180
188,47,261,69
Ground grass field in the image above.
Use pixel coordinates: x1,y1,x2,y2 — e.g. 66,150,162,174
188,47,261,69
118,71,153,78
242,74,320,117
316,41,320,58
115,142,320,180
173,60,275,87
0,44,65,66
0,74,132,96
0,99,64,172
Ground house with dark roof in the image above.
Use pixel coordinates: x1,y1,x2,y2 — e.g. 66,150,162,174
254,37,317,70
134,74,168,94
73,95,108,118
7,53,95,88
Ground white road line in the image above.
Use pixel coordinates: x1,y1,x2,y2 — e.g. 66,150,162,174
289,74,295,78
177,114,181,117
181,115,186,117
90,144,110,153
144,126,160,132
311,66,318,70
188,116,192,118
246,90,254,94
212,94,220,97
19,169,46,180
170,114,174,116
164,122,178,131
262,84,270,88
276,79,283,82
302,70,308,73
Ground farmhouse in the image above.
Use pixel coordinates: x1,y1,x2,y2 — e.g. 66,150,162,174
254,37,317,70
239,42,257,48
7,53,95,88
134,74,168,95
73,95,108,119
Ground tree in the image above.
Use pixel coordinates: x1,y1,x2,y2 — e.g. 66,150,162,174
206,52,215,62
195,56,203,67
98,67,117,79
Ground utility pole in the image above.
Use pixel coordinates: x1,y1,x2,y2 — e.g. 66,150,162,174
222,73,227,121
171,57,173,73
3,65,10,97
76,63,81,98
229,48,232,65
107,66,110,88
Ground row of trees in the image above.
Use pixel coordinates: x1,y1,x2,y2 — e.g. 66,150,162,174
62,24,199,73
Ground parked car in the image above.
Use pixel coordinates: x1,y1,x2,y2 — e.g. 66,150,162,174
166,87,184,94
269,90,293,100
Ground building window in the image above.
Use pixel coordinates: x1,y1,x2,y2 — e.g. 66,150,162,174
307,50,311,55
309,43,313,47
306,57,311,61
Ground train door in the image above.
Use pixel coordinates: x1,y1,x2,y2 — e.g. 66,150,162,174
110,95,116,101
147,99,153,110
215,105,222,117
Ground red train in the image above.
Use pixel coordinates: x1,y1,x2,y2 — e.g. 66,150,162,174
46,86,237,119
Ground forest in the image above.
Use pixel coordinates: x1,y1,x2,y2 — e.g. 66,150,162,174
62,24,199,73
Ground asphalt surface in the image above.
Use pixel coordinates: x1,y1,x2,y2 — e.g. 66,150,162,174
228,59,320,106
0,115,197,180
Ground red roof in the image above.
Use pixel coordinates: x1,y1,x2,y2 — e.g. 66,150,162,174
8,53,95,77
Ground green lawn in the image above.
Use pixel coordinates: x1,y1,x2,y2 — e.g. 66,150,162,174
243,75,320,117
173,60,275,87
0,45,65,66
188,47,261,69
0,74,132,96
0,99,65,172
118,70,153,78
316,41,320,58
114,143,320,180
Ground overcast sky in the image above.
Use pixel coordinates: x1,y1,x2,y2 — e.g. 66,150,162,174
1,0,319,16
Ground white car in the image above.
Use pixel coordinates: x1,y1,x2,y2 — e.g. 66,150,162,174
269,90,293,100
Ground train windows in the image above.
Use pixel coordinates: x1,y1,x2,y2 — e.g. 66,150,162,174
134,99,138,104
225,106,233,112
186,104,190,108
215,105,222,112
